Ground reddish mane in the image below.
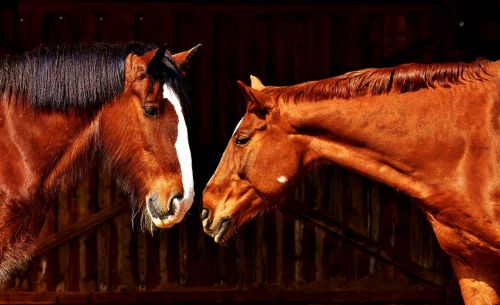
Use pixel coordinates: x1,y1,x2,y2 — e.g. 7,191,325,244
263,60,490,102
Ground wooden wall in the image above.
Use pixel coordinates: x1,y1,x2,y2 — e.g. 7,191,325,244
1,1,499,304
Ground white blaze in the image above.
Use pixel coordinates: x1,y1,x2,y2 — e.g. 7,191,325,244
232,117,244,135
163,84,194,216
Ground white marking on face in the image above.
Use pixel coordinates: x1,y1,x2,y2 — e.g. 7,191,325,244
277,176,288,184
163,84,194,220
232,117,244,135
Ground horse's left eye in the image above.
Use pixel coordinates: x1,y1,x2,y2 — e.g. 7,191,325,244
235,136,250,146
143,106,159,117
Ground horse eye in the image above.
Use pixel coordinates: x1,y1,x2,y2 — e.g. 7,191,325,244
235,136,250,146
143,105,159,117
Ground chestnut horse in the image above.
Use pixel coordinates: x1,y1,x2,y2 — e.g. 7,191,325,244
202,62,500,304
0,42,199,280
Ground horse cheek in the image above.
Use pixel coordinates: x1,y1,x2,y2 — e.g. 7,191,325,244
255,144,298,198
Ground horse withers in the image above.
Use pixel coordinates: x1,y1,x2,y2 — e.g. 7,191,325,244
0,42,199,280
202,63,500,304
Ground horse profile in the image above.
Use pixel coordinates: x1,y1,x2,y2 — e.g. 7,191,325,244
202,62,500,304
0,42,199,280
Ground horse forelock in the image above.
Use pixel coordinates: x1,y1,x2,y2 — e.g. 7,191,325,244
0,42,158,110
262,60,491,103
146,48,189,111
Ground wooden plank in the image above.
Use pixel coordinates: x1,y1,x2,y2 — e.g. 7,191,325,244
377,185,398,281
341,15,370,71
15,12,45,51
18,1,439,16
367,181,381,275
96,174,112,292
164,226,180,284
0,288,444,304
134,12,175,45
72,12,97,42
340,172,356,281
83,169,99,291
133,227,147,290
145,233,160,289
34,203,128,257
114,200,133,290
255,216,265,285
43,13,74,45
0,11,15,54
56,191,70,291
368,16,384,66
158,230,168,286
281,204,446,287
236,220,256,285
307,16,330,81
68,186,80,291
283,16,313,284
94,13,135,42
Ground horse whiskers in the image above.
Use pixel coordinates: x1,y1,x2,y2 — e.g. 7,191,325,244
130,207,139,230
139,211,156,235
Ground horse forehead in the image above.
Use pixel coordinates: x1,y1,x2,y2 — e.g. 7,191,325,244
232,118,244,135
239,112,265,129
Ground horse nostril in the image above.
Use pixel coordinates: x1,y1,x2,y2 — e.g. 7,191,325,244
167,193,183,216
201,208,209,220
148,193,158,205
147,194,162,218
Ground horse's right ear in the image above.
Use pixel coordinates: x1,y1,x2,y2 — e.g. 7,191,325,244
250,75,265,90
237,80,273,113
172,44,201,72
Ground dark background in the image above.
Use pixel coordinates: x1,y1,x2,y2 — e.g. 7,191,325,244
0,0,498,304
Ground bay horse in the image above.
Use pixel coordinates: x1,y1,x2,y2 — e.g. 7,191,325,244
202,62,500,304
0,42,199,280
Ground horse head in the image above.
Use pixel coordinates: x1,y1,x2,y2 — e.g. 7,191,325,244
99,44,200,232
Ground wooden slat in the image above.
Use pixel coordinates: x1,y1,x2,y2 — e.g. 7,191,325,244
0,288,444,304
18,1,439,16
96,174,112,291
34,203,129,257
281,204,446,287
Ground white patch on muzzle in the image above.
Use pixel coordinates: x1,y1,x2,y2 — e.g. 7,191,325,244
163,83,195,221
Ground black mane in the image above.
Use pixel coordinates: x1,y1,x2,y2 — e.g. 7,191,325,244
0,42,183,110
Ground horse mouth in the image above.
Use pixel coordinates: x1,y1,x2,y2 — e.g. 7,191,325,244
204,218,232,243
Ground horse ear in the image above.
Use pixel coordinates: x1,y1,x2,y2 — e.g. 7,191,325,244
172,44,202,71
237,80,273,112
250,75,265,90
149,44,169,67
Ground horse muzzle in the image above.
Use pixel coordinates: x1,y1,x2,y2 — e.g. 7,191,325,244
201,208,233,243
146,191,193,228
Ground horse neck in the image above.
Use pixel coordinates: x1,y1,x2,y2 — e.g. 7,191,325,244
43,111,100,193
1,102,100,196
282,87,475,201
